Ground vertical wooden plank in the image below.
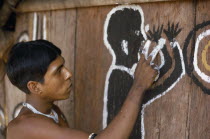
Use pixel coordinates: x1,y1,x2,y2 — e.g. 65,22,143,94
140,1,194,139
75,2,195,138
46,9,76,128
5,13,31,124
75,6,112,132
187,0,210,138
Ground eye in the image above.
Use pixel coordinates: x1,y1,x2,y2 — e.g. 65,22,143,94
58,68,62,73
57,66,63,74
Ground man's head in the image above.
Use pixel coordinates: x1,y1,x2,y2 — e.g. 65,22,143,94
6,40,72,100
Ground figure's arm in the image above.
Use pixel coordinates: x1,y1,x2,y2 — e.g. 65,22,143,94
97,54,157,139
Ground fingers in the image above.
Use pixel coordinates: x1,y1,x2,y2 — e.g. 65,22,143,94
147,55,152,64
139,52,146,63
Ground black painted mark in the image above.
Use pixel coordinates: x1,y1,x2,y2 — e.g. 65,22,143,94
164,22,182,42
183,20,210,94
143,22,183,104
147,25,164,43
104,5,185,139
104,6,147,138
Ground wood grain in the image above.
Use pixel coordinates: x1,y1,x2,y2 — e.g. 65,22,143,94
46,9,76,128
2,1,210,138
4,13,31,124
75,6,112,132
187,0,210,138
16,0,175,13
141,1,194,139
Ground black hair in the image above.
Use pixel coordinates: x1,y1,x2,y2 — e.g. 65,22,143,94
6,39,61,94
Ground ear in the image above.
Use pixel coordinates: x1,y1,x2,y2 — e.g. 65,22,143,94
27,81,42,95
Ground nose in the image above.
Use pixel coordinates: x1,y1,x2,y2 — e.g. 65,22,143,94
63,67,72,80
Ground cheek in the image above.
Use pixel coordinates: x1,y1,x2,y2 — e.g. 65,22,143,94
45,79,64,94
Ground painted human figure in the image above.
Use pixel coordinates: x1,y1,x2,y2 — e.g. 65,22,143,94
103,5,155,138
103,5,185,139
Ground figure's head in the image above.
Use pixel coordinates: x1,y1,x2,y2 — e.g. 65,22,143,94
6,40,72,100
104,5,147,68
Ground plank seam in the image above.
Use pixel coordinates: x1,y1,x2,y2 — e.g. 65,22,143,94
73,7,78,129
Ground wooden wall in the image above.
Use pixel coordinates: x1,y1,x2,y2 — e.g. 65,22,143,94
1,0,210,138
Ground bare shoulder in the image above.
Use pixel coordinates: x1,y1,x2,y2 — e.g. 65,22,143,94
7,113,57,139
7,113,89,139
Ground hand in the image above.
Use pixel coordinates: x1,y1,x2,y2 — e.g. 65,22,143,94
133,53,158,90
164,22,182,42
147,25,164,43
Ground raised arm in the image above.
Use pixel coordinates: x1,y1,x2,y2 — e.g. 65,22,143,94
7,53,157,139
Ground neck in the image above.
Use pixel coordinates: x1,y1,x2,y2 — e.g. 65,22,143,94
26,95,54,114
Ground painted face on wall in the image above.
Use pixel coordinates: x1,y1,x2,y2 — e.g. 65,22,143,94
107,8,145,68
39,56,72,101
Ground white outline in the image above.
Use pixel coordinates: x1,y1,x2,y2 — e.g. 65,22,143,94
33,12,37,40
141,41,185,139
18,32,29,42
103,5,147,129
13,105,23,118
43,14,47,40
103,5,185,139
194,29,210,83
0,108,4,127
149,38,165,65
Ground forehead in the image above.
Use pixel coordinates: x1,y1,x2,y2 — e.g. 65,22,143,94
47,56,64,71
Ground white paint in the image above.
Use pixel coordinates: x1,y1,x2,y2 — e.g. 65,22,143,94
194,29,210,83
18,32,29,42
145,24,150,33
141,40,185,139
103,5,147,129
142,39,165,69
43,14,47,40
149,38,166,64
103,6,185,139
33,12,37,40
0,109,4,125
142,40,151,59
159,50,165,69
13,105,23,118
121,40,129,55
135,30,141,36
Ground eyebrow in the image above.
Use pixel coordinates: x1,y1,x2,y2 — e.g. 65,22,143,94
53,58,65,74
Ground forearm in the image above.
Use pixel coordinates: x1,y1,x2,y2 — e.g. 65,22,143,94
97,86,145,139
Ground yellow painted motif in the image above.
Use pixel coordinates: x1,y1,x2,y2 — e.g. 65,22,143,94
202,41,210,71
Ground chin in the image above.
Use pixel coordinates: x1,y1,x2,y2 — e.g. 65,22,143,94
63,91,71,100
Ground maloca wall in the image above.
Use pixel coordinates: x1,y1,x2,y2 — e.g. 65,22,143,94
0,0,210,139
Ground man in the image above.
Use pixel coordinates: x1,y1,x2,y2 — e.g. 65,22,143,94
6,40,157,139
